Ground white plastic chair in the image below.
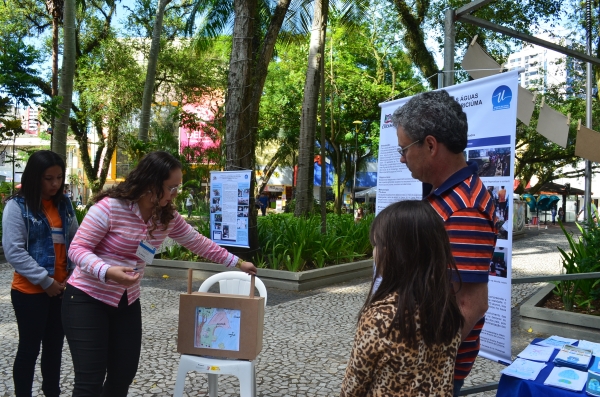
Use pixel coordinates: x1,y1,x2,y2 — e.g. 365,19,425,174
173,272,267,397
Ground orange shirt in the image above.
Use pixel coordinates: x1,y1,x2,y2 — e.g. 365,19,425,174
12,199,68,294
498,189,507,202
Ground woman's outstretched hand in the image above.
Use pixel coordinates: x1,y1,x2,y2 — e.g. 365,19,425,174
240,261,257,275
106,266,140,286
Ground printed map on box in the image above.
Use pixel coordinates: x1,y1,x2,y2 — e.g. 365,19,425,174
194,307,241,351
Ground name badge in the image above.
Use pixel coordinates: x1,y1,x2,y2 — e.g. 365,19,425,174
51,227,65,244
136,240,156,264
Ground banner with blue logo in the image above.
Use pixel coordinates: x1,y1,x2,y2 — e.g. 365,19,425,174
209,170,252,248
377,70,519,365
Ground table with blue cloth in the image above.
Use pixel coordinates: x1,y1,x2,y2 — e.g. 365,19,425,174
497,338,592,397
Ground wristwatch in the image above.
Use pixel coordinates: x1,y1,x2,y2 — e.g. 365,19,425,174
235,258,244,268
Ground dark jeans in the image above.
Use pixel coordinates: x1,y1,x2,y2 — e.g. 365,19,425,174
11,289,64,397
260,206,266,216
453,379,464,397
62,284,142,397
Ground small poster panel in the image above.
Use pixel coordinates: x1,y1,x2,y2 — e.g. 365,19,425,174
210,170,251,248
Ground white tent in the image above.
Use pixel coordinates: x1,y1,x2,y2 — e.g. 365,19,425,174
355,186,377,198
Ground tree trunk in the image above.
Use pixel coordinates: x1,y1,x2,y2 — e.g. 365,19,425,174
52,0,75,160
138,0,172,141
295,0,329,217
319,27,327,232
225,0,291,261
392,0,438,89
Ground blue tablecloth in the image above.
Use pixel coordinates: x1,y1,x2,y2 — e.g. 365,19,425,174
497,338,591,397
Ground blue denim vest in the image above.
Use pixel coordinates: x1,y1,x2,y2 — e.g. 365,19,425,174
13,195,76,275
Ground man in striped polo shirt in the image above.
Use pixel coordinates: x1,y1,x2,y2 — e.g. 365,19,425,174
391,90,497,396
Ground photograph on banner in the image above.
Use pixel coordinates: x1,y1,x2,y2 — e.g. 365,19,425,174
483,184,511,240
209,170,252,248
489,247,508,278
467,147,512,177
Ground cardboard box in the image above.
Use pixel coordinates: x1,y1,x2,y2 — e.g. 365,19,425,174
177,285,265,360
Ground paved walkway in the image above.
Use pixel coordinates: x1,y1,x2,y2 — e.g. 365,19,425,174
0,224,578,396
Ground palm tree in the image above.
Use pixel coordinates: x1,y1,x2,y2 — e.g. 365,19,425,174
138,0,172,141
184,0,293,257
294,0,328,217
44,0,63,99
294,0,367,217
51,0,75,160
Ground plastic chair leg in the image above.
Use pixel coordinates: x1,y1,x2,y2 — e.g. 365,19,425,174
207,373,218,397
173,362,189,397
238,365,255,397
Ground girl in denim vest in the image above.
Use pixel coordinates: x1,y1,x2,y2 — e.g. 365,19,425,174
2,150,78,397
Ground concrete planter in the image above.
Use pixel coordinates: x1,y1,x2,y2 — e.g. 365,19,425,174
520,283,600,342
145,258,373,291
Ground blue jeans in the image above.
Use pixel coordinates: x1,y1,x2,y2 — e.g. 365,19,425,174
11,289,64,397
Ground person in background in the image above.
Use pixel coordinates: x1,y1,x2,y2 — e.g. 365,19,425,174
391,90,496,396
497,186,507,221
551,206,557,225
354,207,364,223
340,200,463,396
3,150,78,397
62,151,257,397
558,207,564,223
258,192,269,216
185,190,194,218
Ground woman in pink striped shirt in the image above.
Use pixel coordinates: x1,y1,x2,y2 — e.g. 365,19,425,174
62,151,256,397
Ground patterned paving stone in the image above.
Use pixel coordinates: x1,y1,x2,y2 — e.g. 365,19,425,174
0,227,573,396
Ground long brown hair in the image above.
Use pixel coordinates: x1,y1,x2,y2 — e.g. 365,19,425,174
93,151,182,236
361,200,463,347
8,150,66,214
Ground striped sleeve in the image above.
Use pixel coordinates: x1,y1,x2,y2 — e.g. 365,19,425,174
445,208,496,283
68,199,112,282
168,213,238,267
455,317,485,380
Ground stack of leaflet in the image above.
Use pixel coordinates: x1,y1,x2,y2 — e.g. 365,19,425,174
544,366,588,392
586,355,600,396
501,358,546,381
517,344,555,362
579,340,600,357
553,345,593,371
537,335,578,349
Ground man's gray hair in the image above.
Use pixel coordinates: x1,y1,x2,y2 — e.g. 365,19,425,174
391,90,468,154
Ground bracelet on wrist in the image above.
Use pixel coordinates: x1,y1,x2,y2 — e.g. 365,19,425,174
235,258,244,268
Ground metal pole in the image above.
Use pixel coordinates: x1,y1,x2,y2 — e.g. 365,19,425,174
584,0,593,222
443,8,455,88
352,129,357,214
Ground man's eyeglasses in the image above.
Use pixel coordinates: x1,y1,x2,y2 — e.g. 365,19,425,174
396,140,421,157
167,185,181,194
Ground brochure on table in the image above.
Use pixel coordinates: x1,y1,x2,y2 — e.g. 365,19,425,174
209,170,252,248
501,358,546,380
377,71,519,365
537,335,578,349
544,366,588,392
587,371,600,396
553,345,593,371
517,344,555,362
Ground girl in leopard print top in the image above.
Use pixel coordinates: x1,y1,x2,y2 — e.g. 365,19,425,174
341,200,464,396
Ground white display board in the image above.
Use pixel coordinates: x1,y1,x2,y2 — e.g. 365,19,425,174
209,170,252,248
377,71,519,365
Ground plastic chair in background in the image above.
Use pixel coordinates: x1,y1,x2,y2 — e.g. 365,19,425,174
173,272,267,397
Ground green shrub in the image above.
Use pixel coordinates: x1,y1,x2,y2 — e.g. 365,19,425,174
157,212,374,272
556,220,600,311
255,213,373,271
